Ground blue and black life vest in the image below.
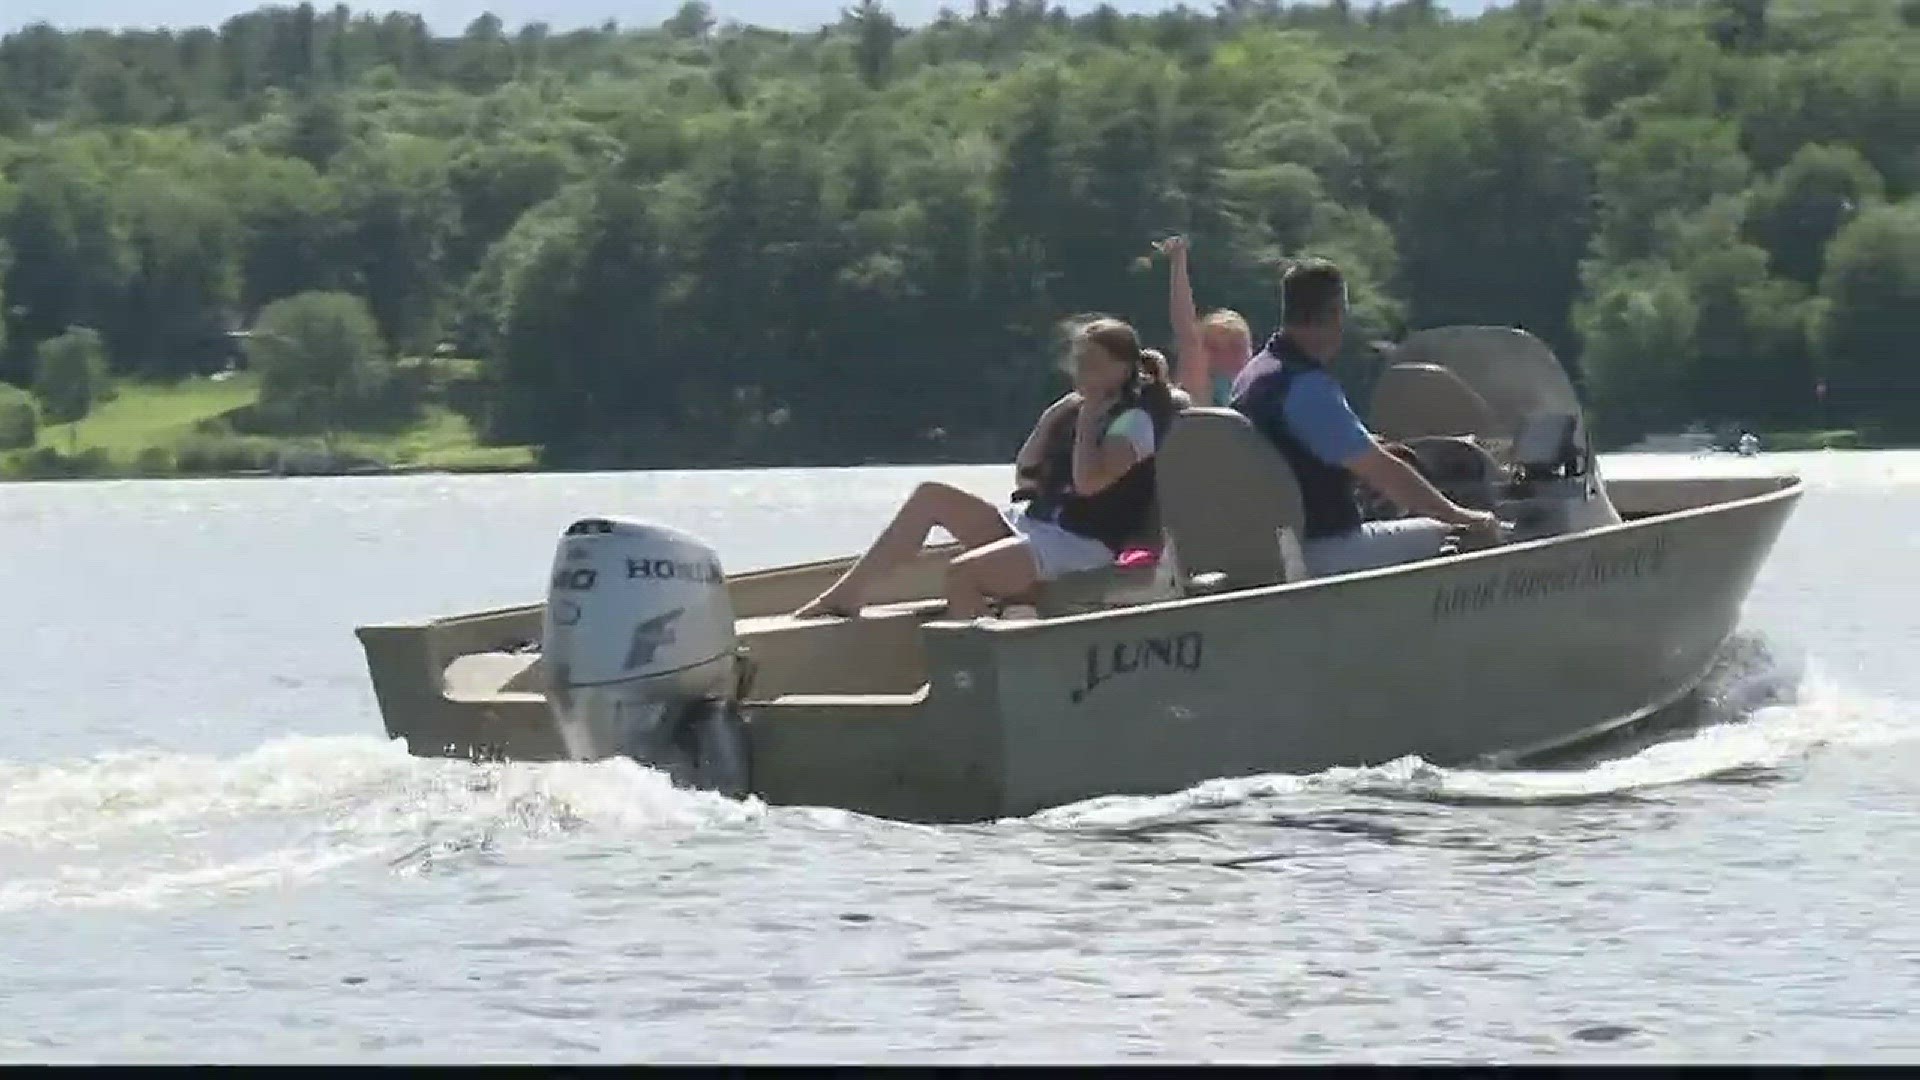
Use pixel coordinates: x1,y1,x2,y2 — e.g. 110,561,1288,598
1231,334,1363,539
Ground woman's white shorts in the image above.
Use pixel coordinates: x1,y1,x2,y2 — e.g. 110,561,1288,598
1000,505,1117,582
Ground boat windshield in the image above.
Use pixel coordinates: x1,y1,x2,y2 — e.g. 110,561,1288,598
1369,326,1589,460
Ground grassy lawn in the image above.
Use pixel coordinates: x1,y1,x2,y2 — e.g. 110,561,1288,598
17,372,536,474
336,407,537,470
1756,427,1868,451
34,373,261,459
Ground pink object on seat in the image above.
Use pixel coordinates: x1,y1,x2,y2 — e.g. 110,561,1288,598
1115,546,1160,569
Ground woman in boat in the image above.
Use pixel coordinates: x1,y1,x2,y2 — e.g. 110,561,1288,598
1156,234,1255,407
794,317,1178,621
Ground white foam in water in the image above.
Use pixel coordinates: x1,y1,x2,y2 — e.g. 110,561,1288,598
0,736,768,913
0,840,396,913
1370,663,1904,805
0,736,767,846
0,736,423,847
0,643,1905,911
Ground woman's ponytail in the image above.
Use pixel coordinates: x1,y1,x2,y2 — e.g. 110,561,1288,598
1134,346,1177,432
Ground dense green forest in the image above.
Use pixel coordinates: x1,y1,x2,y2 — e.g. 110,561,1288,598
0,0,1916,474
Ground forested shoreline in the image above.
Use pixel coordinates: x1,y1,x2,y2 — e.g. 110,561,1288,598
0,0,1916,477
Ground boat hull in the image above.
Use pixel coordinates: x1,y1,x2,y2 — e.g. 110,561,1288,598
961,477,1798,817
355,475,1802,823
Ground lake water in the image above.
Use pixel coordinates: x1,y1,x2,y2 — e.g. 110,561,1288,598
1,451,1915,1063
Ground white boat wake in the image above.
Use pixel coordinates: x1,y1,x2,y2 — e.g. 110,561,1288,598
0,637,1903,912
1027,640,1895,830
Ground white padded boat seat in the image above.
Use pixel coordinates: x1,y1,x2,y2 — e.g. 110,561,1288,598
1369,362,1497,443
1156,407,1308,592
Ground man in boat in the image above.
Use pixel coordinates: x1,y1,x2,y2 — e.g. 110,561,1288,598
1229,258,1501,577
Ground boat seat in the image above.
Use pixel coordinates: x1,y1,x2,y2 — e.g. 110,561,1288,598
1155,407,1309,594
1402,435,1502,511
1369,362,1498,443
1032,561,1179,618
735,599,944,698
442,650,544,696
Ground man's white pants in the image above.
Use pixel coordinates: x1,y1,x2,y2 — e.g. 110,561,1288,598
1301,517,1454,578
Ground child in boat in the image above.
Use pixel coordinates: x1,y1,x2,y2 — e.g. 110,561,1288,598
1156,234,1254,407
793,318,1178,621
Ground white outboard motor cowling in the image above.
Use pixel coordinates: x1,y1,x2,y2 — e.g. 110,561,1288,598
542,517,749,795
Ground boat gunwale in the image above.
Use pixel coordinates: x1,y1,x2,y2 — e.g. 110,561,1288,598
353,473,1802,640
952,471,1804,635
354,545,962,634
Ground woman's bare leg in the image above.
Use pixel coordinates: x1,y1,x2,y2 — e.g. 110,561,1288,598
944,536,1042,620
794,482,1012,617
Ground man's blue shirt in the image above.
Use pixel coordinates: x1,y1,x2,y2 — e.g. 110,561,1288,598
1231,341,1372,466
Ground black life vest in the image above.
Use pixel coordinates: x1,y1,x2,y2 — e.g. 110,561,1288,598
1230,335,1363,539
1020,399,1162,551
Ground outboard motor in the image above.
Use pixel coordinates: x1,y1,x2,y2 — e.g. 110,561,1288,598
541,518,750,796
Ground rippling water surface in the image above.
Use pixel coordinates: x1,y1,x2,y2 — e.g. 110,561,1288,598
1,451,1915,1062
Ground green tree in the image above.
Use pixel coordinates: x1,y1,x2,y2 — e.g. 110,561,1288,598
1816,201,1920,430
845,0,902,90
33,326,113,423
664,1,716,39
1379,69,1597,354
0,382,37,450
110,175,243,377
331,136,459,355
1592,117,1751,264
1667,199,1816,423
1574,265,1698,443
1,155,134,382
1744,144,1884,287
245,290,393,436
0,236,10,361
222,153,343,314
450,14,515,93
0,0,1914,464
445,137,578,276
493,180,675,456
1734,43,1920,196
283,95,352,170
0,24,75,120
1706,0,1769,54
